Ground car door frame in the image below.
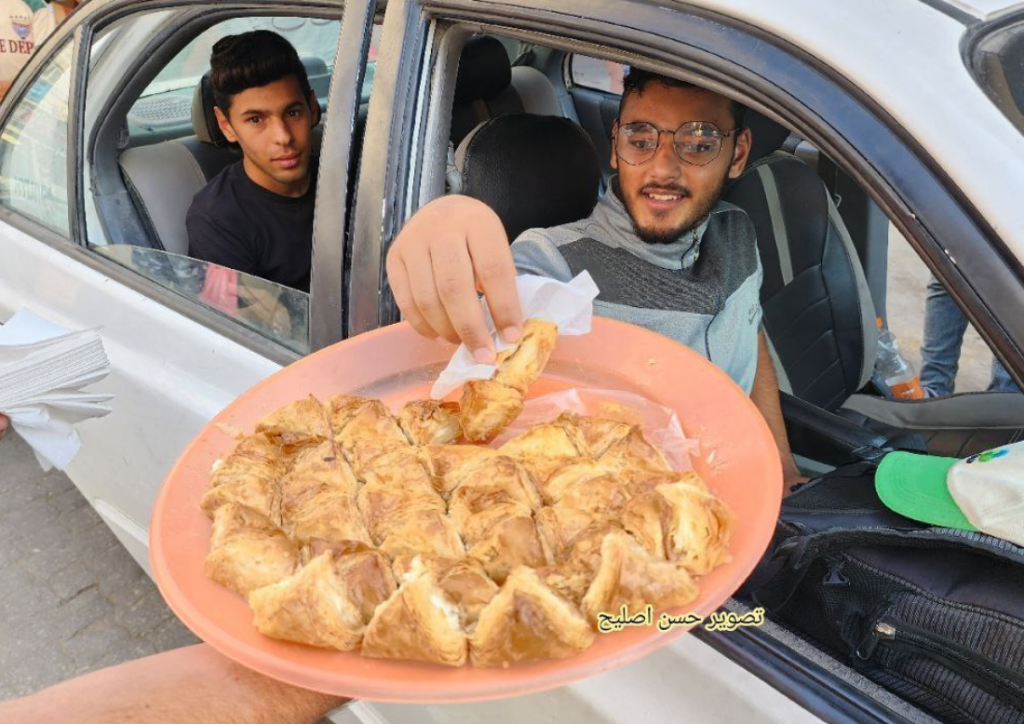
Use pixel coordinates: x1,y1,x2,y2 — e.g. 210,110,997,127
0,0,374,362
350,0,1024,720
350,0,1024,392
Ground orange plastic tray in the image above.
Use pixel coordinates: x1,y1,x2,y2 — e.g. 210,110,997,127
150,318,782,703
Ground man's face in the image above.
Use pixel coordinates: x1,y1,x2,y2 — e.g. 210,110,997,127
215,76,318,197
612,82,751,244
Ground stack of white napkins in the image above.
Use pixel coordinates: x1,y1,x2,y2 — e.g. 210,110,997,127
0,309,113,471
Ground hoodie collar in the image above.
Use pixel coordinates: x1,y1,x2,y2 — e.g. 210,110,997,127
591,176,709,271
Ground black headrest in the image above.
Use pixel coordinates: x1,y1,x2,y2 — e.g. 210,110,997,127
455,114,601,243
192,57,328,146
454,36,512,105
744,108,791,164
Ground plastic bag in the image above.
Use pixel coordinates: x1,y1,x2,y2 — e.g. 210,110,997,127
491,387,698,472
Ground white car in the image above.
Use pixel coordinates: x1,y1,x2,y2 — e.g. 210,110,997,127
2,0,1023,722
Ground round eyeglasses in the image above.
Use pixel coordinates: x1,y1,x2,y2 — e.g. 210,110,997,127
615,121,739,167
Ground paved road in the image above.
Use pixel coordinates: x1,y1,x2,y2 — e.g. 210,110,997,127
0,431,198,701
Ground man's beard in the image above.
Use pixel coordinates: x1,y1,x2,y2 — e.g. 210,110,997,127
626,171,728,245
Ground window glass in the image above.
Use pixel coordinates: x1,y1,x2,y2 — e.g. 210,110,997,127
79,10,380,356
130,17,345,139
0,41,74,234
94,245,309,353
886,224,1018,396
570,53,626,94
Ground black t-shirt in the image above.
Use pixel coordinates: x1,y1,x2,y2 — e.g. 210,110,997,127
186,161,316,292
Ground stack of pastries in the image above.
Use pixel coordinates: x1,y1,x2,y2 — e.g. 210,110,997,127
199,320,733,668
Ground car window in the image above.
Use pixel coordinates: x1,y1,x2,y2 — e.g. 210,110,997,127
74,9,375,357
129,16,351,141
885,225,1017,397
93,245,309,353
569,53,626,94
0,41,74,235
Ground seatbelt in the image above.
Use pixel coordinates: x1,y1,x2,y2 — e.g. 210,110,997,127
756,164,795,286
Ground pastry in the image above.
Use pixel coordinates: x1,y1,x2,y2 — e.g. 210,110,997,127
621,482,732,573
362,571,468,667
539,459,614,505
469,566,595,667
468,515,551,584
535,506,598,561
458,319,558,442
397,399,462,445
492,318,558,393
419,444,498,497
203,389,735,668
459,379,524,443
554,412,631,458
598,426,673,474
356,480,446,545
392,555,499,626
277,441,359,521
580,530,698,623
379,510,466,560
255,395,332,455
209,432,286,489
250,548,395,651
204,503,299,596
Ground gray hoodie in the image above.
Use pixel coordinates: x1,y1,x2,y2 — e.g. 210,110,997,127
511,179,763,393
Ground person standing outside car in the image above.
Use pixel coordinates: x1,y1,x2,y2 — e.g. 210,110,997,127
919,276,1019,396
30,0,80,43
387,68,804,485
0,0,35,102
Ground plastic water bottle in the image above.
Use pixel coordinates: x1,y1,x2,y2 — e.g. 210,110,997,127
875,318,924,400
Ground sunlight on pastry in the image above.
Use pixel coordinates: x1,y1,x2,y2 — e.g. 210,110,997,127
199,333,733,668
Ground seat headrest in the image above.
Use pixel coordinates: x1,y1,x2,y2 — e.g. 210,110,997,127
191,57,329,146
454,36,512,105
192,74,224,145
453,114,601,242
744,108,791,164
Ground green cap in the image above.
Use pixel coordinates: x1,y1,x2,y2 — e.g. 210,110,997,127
875,451,979,531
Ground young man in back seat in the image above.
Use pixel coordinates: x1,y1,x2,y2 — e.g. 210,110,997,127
388,68,804,484
187,30,319,292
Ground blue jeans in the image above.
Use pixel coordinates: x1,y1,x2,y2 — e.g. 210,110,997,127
920,276,1019,396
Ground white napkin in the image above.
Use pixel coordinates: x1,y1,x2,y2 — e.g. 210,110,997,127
430,272,599,399
0,310,113,471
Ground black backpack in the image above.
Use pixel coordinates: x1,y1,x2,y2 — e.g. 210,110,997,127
738,461,1024,724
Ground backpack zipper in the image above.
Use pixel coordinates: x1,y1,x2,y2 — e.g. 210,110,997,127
856,618,1024,704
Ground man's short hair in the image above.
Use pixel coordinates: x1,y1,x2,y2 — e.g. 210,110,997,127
209,30,313,114
618,67,746,131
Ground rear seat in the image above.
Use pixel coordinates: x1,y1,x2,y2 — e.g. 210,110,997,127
450,36,562,146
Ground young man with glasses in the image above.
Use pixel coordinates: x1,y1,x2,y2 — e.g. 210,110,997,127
388,68,802,483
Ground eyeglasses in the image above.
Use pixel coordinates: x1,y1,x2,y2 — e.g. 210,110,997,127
615,121,740,167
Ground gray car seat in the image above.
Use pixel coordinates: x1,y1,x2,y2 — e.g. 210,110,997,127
450,36,562,147
723,111,1024,458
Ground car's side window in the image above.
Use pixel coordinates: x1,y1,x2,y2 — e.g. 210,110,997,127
569,53,626,94
0,41,74,235
72,11,375,356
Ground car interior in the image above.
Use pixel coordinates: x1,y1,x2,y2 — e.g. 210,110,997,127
72,10,1024,720
438,35,1024,466
84,13,1024,462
